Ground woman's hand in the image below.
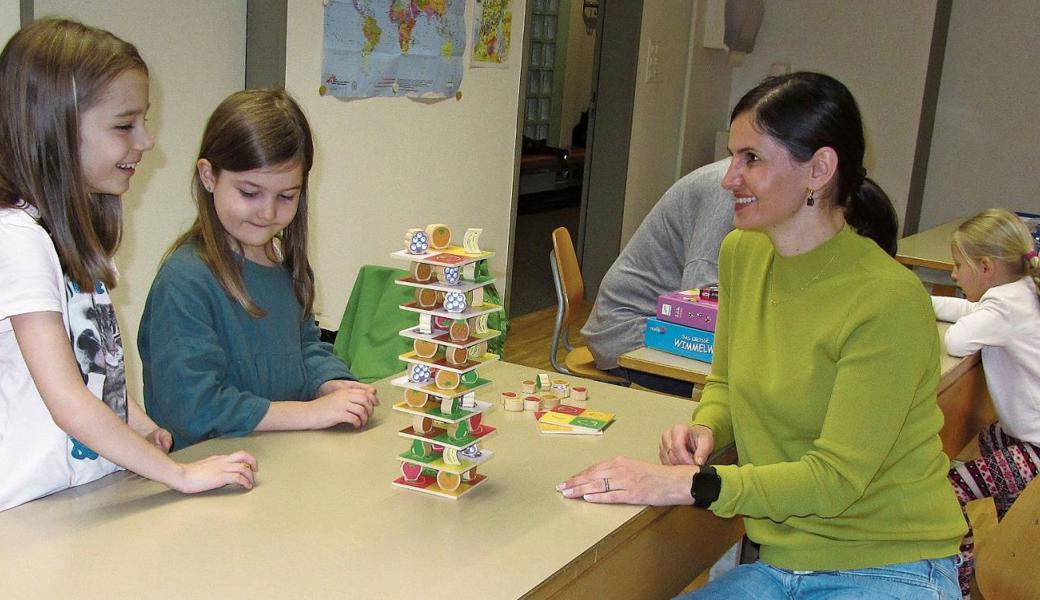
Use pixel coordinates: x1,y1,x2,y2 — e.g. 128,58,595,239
175,451,258,493
556,456,698,506
144,428,173,453
660,424,715,466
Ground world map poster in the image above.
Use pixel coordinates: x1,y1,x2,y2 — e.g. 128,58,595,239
322,0,465,98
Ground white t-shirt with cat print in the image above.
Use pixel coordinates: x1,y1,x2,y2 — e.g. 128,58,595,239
0,204,125,512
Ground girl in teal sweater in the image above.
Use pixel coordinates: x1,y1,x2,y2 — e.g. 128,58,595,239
559,73,964,599
139,90,378,449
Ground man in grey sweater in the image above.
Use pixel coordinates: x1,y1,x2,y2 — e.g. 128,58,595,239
581,158,733,395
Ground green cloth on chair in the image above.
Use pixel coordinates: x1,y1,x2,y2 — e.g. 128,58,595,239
333,265,416,383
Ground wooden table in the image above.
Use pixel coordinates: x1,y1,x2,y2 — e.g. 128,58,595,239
620,322,993,459
618,346,711,387
0,362,741,600
896,218,962,271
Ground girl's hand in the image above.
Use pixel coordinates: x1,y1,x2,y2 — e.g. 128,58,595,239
310,386,378,429
556,456,698,506
176,451,258,493
145,428,173,453
318,379,380,407
660,424,715,466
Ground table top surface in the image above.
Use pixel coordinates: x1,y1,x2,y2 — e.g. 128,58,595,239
0,362,698,600
896,218,963,271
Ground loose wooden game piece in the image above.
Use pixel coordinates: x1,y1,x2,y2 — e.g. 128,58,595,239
503,393,524,412
411,261,433,282
463,228,483,253
524,395,542,412
521,379,536,394
437,470,461,491
449,319,470,342
416,287,438,308
413,415,433,434
404,228,428,254
537,373,551,390
401,462,423,482
571,386,588,402
404,388,429,408
540,393,560,410
425,224,452,249
551,379,570,399
445,346,469,366
413,338,438,358
435,369,460,390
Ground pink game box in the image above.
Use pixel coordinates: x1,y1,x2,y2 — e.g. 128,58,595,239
655,289,718,332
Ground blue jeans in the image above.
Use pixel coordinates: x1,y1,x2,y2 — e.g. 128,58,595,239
677,557,960,600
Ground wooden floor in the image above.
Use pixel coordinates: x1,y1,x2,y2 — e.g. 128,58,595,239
500,301,996,598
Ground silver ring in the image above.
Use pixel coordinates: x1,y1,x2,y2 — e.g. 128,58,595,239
604,477,611,492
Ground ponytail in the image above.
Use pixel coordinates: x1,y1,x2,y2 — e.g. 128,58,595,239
1026,250,1040,301
843,177,898,257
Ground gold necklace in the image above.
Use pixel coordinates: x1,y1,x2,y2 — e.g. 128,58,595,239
768,253,839,306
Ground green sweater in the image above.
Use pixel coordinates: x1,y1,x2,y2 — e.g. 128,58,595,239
139,243,353,449
693,226,965,570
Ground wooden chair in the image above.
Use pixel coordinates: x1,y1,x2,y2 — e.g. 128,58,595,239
976,477,1040,599
549,227,627,384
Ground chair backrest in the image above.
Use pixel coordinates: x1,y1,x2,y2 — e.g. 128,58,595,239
551,226,584,328
977,476,1040,599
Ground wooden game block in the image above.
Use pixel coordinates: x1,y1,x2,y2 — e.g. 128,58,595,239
462,228,483,254
412,415,433,434
467,342,488,359
450,319,470,342
404,388,429,408
435,369,460,391
521,379,536,394
436,265,462,286
404,228,429,254
524,395,542,412
445,346,469,366
413,339,438,359
540,393,560,410
502,392,523,412
416,287,438,308
436,470,461,491
411,261,433,282
425,224,452,250
571,386,588,401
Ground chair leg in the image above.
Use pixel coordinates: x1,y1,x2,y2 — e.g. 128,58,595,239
549,250,574,376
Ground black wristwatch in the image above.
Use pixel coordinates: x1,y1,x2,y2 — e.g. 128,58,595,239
691,465,721,508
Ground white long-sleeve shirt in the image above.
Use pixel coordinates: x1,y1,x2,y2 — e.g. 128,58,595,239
933,277,1040,444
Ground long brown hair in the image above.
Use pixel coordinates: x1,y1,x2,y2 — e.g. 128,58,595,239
169,88,315,318
0,18,148,289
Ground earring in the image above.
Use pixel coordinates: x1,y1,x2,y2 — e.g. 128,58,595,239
205,185,213,193
806,189,815,207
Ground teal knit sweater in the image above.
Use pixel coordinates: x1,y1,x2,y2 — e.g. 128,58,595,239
694,226,965,570
139,243,353,449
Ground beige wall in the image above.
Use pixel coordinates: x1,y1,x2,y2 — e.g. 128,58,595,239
728,0,938,228
32,0,248,401
921,0,1040,228
284,0,524,328
678,0,732,175
557,0,596,148
620,0,694,247
1,0,18,46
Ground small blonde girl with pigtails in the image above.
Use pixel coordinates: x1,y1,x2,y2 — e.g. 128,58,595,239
932,208,1040,598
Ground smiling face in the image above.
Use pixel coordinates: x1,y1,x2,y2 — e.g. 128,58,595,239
721,112,814,237
77,69,154,196
199,159,303,265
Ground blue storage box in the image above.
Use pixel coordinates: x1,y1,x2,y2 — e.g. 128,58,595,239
644,317,714,363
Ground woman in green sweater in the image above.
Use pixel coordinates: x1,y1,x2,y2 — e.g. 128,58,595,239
559,73,964,598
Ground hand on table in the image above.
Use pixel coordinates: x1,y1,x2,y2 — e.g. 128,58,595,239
556,455,698,506
311,382,379,429
176,451,258,493
660,424,715,466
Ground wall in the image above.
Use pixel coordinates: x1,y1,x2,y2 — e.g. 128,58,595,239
920,0,1040,228
0,0,18,46
728,0,938,227
557,0,596,148
619,0,693,247
284,0,525,327
31,0,247,402
677,0,732,175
